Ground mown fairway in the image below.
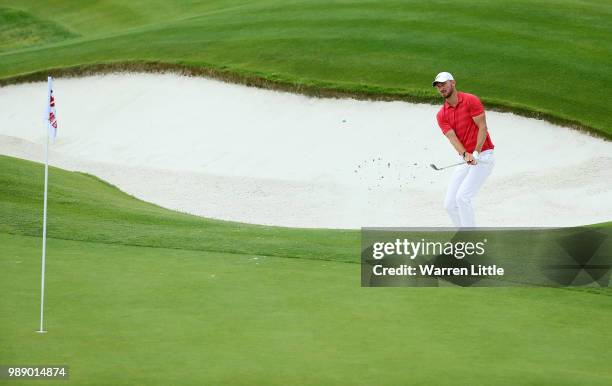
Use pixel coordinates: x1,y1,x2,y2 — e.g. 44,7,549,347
0,0,611,137
1,156,611,385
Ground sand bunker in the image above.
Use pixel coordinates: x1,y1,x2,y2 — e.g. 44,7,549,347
1,73,611,228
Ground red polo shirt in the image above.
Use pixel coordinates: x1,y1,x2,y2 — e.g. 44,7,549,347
436,92,494,153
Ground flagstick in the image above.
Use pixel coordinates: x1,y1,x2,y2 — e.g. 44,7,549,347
38,79,52,334
38,131,49,334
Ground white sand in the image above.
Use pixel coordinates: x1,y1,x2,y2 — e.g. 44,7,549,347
1,73,611,228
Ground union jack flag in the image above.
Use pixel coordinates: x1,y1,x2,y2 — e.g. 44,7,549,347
46,76,57,140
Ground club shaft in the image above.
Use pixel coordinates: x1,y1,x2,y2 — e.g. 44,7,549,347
437,161,464,170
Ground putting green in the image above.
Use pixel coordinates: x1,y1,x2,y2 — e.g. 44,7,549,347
0,1,610,137
2,233,611,385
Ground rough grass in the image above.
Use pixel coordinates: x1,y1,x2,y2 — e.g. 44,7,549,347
0,155,358,263
0,7,78,53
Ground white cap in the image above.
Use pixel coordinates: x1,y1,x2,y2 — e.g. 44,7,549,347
432,72,454,86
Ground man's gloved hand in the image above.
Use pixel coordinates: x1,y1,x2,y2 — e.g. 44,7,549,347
463,151,478,165
472,151,480,164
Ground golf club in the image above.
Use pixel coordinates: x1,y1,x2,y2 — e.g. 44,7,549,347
430,161,464,171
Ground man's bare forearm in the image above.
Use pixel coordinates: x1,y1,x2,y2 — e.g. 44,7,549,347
472,113,488,153
475,126,487,152
445,130,466,155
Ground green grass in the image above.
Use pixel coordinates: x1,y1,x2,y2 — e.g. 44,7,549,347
0,1,610,137
0,7,78,52
1,156,611,384
2,235,612,386
0,155,358,263
1,1,612,383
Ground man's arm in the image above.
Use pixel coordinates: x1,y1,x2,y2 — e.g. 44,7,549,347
472,112,488,153
444,130,466,155
444,130,475,164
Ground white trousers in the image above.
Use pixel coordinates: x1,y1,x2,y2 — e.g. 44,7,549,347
443,150,494,228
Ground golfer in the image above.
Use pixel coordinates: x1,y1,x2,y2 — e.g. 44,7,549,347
432,72,494,227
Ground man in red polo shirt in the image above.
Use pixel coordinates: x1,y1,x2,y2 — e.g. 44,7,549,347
433,72,495,227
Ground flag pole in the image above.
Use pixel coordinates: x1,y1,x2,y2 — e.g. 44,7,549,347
38,77,52,334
